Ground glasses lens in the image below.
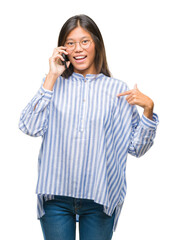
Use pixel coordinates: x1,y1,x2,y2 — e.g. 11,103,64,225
81,39,91,49
65,41,75,51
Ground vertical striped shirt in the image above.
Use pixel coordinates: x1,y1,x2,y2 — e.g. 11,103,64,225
19,72,159,232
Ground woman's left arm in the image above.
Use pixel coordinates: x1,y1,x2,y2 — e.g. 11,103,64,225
117,84,159,158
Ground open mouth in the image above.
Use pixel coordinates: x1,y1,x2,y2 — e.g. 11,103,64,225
73,56,87,62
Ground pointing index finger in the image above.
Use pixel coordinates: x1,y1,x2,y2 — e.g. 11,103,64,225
116,90,132,97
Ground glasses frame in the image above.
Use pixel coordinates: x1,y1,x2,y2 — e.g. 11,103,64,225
64,39,93,52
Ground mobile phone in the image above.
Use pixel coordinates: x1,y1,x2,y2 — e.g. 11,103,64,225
62,53,69,69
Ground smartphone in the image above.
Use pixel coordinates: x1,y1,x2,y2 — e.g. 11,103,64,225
62,53,69,69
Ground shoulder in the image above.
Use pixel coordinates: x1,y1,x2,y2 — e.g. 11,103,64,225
101,74,130,94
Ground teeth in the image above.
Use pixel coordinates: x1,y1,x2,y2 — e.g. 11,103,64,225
75,56,85,59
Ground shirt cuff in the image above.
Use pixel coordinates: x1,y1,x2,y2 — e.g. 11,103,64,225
140,113,159,130
38,85,53,101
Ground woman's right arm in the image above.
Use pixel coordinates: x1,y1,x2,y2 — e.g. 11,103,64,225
18,46,70,137
18,78,54,137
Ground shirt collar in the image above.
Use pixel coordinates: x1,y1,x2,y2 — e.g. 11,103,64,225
72,72,104,81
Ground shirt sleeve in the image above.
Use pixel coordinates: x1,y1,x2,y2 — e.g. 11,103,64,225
18,77,53,137
128,106,159,157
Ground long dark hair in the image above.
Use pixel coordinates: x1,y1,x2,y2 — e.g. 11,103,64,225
57,14,111,78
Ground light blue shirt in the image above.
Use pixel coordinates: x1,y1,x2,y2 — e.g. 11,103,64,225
19,72,159,232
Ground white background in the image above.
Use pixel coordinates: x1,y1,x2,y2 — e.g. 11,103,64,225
0,0,178,239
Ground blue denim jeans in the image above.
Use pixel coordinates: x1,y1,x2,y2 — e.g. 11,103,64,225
40,195,115,240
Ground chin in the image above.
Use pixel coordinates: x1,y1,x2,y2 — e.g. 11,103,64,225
73,64,89,72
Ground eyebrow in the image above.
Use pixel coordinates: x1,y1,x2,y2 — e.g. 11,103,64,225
66,36,90,41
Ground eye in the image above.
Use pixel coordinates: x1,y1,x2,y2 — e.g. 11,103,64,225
82,39,89,45
66,41,74,46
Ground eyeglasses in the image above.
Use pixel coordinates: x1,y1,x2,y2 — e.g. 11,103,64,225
64,39,93,51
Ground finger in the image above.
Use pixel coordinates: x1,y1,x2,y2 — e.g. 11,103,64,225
116,90,132,97
55,46,68,52
50,54,64,63
134,84,138,89
53,48,68,55
126,95,136,105
55,50,68,56
126,95,134,102
127,97,136,105
55,46,67,50
127,101,135,105
55,53,65,61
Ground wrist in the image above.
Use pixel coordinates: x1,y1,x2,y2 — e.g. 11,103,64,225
43,72,58,91
143,100,154,120
47,71,59,80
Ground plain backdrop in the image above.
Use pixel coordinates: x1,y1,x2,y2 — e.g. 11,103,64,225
0,0,178,239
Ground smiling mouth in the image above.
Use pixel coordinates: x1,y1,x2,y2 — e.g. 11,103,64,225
73,56,87,61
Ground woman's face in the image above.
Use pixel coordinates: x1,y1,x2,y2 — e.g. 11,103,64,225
65,27,96,77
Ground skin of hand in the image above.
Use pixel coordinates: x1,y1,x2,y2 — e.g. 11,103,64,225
35,47,70,110
49,46,71,77
116,84,154,120
42,46,70,92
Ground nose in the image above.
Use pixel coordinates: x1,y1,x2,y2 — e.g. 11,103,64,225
74,42,83,52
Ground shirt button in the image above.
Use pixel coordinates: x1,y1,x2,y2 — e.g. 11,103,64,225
85,80,87,82
83,99,85,102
